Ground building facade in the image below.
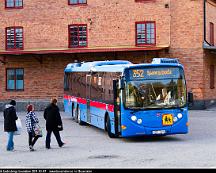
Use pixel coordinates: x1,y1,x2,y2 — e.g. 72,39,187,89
0,0,216,110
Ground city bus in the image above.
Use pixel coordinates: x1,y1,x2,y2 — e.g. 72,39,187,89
63,58,193,138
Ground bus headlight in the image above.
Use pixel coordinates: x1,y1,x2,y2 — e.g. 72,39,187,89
131,116,137,121
137,119,142,124
173,117,178,122
177,113,183,119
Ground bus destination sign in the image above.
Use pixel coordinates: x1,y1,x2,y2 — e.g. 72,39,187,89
128,67,181,80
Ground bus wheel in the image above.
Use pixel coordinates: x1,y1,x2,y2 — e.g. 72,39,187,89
74,106,78,123
77,107,85,125
72,104,75,120
106,116,116,138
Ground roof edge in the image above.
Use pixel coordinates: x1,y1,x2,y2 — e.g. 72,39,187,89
0,46,169,55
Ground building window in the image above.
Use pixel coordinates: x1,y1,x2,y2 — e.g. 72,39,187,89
6,68,24,91
68,0,87,5
5,0,23,8
6,27,23,50
136,21,156,46
210,22,214,46
69,24,87,48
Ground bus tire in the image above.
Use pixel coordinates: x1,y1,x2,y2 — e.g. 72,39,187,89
106,115,116,138
74,105,78,123
77,107,85,125
72,103,75,120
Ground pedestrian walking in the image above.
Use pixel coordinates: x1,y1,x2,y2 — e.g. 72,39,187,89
3,99,18,151
43,98,65,149
25,104,41,151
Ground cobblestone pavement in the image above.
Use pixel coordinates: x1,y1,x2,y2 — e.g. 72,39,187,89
0,110,216,168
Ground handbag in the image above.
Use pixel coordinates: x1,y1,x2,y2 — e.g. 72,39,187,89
34,123,43,137
57,124,63,131
14,117,22,135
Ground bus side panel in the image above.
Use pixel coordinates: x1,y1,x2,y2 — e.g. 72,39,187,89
76,97,88,123
88,101,115,131
63,98,71,113
63,95,72,115
90,105,106,129
63,94,88,123
79,102,88,123
109,111,115,134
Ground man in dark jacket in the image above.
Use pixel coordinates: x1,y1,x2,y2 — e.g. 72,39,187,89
44,98,65,149
3,100,18,151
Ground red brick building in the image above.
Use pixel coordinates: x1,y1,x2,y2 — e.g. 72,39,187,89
0,0,216,110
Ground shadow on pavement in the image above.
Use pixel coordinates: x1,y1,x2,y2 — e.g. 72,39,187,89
121,135,185,143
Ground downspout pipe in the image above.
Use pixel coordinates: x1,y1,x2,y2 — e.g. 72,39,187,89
204,0,211,46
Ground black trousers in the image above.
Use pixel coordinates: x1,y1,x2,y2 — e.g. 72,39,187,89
46,130,63,148
28,132,39,147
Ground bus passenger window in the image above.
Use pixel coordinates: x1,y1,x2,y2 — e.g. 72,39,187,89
98,77,102,86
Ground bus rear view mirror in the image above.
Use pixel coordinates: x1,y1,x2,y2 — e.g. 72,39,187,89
188,91,194,104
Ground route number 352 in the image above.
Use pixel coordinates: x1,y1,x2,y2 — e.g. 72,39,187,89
132,70,144,78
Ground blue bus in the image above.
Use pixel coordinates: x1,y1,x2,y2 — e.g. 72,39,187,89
63,58,193,138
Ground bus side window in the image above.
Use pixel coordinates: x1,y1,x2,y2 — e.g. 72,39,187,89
64,73,69,91
97,72,103,101
81,73,86,98
69,73,73,93
75,73,79,96
71,73,75,96
109,73,115,101
101,72,105,101
98,76,102,86
104,73,110,102
91,72,101,101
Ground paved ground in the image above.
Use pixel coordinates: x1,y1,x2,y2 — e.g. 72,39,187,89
0,109,216,169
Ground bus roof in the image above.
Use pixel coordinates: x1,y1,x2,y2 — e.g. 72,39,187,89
64,58,183,73
64,60,133,72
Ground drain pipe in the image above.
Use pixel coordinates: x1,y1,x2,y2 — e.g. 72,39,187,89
204,0,211,46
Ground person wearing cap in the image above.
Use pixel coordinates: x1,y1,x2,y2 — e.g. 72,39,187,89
25,104,40,151
43,98,65,149
3,99,18,151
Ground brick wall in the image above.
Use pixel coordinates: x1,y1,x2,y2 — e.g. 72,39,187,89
0,0,216,109
203,0,216,108
162,0,205,107
0,0,171,51
0,55,71,100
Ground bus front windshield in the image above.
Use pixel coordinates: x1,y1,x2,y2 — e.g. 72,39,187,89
125,68,187,109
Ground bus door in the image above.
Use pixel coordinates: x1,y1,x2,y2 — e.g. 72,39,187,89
86,74,91,123
113,79,121,136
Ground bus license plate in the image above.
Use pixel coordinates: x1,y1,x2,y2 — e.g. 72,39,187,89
152,130,166,135
162,114,173,126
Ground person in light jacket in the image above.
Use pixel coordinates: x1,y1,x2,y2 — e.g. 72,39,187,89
43,98,65,149
3,100,18,151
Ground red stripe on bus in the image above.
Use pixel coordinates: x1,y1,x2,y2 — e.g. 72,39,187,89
64,95,114,112
90,101,107,110
108,105,114,112
77,98,87,104
64,95,69,99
